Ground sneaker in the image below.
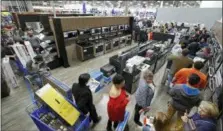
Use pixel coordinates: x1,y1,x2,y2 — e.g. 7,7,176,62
134,121,143,126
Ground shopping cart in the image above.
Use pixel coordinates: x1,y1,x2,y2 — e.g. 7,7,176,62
26,99,91,131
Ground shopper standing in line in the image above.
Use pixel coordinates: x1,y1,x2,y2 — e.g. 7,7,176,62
167,48,193,79
172,61,207,89
166,73,202,131
134,70,156,126
182,101,219,131
107,74,129,131
72,73,101,127
187,42,201,58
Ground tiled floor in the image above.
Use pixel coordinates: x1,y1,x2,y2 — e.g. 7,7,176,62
1,44,181,131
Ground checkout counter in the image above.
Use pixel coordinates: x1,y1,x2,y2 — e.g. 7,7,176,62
109,39,175,94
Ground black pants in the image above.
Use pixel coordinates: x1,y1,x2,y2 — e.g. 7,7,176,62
134,104,143,123
89,104,99,123
107,119,119,130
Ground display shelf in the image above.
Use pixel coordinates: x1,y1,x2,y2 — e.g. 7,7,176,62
50,16,134,67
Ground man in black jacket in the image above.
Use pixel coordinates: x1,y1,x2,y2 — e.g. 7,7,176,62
72,73,101,126
187,42,201,58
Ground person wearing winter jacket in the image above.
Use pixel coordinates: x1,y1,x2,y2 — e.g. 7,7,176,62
166,73,202,131
181,101,219,131
72,73,101,127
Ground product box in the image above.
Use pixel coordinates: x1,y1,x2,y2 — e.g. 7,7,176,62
35,84,80,126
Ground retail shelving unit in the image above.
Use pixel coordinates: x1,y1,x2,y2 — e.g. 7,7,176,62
49,16,134,67
12,12,93,32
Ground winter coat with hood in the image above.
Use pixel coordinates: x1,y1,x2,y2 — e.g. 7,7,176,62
184,113,217,131
169,84,202,112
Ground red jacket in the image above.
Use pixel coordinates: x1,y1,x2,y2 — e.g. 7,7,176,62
107,89,129,121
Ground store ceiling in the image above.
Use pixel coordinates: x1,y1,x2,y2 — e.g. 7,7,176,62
31,1,202,8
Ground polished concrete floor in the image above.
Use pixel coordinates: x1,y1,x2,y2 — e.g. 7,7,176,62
1,44,210,131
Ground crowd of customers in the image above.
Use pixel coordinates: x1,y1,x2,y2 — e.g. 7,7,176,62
71,25,219,131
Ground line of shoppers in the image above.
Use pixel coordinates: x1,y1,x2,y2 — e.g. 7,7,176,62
72,68,218,131
71,26,218,131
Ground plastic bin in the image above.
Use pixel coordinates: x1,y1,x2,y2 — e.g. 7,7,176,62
103,76,112,84
89,70,103,81
116,111,130,131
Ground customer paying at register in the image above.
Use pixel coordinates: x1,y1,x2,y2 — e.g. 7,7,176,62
134,70,156,126
166,73,202,131
72,73,101,127
172,61,207,89
107,74,129,131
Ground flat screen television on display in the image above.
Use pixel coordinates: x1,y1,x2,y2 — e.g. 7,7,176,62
111,26,118,32
79,29,90,35
102,27,110,33
124,25,129,30
64,30,78,38
91,28,101,34
119,25,125,31
70,31,78,37
63,32,68,38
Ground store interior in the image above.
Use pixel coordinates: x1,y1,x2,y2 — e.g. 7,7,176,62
1,1,223,131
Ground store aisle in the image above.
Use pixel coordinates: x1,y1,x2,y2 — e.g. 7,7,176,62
1,43,173,131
